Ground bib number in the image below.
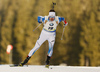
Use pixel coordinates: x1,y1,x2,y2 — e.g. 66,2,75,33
48,27,53,30
48,23,54,30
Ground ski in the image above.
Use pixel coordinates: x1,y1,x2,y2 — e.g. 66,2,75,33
10,64,19,67
10,64,28,67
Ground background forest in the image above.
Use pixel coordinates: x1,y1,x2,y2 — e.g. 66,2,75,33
0,0,100,66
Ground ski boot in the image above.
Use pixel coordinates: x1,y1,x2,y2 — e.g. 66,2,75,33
18,56,31,66
45,56,51,68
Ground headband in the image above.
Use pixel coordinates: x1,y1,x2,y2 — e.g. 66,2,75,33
49,12,55,16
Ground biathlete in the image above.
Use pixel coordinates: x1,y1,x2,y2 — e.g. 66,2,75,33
18,9,68,68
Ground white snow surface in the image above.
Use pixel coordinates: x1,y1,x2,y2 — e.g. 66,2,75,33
0,65,100,72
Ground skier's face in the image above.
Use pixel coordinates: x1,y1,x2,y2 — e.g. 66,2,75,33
49,16,55,21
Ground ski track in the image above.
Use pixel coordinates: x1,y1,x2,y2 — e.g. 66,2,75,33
0,65,100,72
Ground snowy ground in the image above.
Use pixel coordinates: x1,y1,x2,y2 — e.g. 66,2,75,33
0,65,100,72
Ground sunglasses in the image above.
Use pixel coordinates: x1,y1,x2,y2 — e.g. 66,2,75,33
49,16,55,18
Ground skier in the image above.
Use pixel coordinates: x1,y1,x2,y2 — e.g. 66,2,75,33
18,7,68,68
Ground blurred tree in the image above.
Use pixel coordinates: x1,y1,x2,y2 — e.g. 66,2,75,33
80,0,100,66
0,0,15,63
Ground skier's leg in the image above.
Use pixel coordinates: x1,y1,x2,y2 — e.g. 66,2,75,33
45,35,55,68
18,40,42,66
28,40,44,57
19,56,31,66
47,40,55,57
45,56,51,68
28,31,47,56
19,32,47,66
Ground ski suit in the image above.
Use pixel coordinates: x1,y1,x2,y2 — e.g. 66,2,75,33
28,16,68,57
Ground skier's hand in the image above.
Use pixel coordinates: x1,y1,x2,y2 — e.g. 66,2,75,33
39,21,42,24
39,19,42,24
38,16,43,24
64,22,68,27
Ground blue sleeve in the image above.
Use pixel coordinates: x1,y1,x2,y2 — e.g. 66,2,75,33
42,17,45,22
37,16,45,23
58,17,65,23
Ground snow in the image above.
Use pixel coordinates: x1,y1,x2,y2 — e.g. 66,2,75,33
0,65,100,72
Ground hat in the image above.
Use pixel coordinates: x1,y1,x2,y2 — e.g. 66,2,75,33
49,10,56,16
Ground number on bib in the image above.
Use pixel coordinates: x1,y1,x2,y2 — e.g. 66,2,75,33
48,27,53,30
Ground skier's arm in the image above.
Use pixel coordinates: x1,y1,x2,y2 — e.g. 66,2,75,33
37,16,45,23
58,17,68,26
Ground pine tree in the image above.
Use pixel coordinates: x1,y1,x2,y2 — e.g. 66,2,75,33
80,0,100,66
0,0,15,64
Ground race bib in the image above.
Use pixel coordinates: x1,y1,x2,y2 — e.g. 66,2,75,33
43,21,58,31
43,16,59,32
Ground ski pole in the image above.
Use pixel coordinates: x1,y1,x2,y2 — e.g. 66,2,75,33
61,25,66,40
33,24,42,32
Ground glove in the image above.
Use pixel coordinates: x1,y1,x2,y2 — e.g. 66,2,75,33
64,22,68,27
38,16,43,24
39,18,42,23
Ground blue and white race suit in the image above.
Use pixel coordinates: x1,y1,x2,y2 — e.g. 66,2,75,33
28,16,68,57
